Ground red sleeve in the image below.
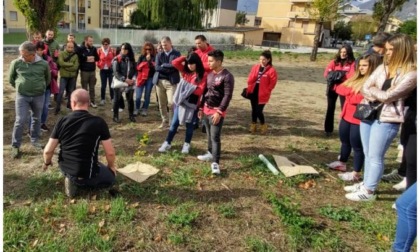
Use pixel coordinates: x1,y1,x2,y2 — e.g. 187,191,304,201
345,61,356,80
324,60,336,78
172,56,186,73
335,84,352,96
348,92,364,105
268,67,278,91
193,72,208,96
247,64,259,89
136,61,148,71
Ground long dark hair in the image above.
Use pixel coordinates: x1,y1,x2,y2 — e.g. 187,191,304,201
184,52,205,84
261,50,273,66
120,42,135,62
334,44,355,66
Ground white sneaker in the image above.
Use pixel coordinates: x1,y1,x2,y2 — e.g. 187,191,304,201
392,177,407,191
344,182,364,193
197,151,213,162
158,141,171,153
345,186,376,202
392,203,396,210
140,109,147,116
181,143,190,154
211,162,221,175
327,160,347,172
133,109,139,116
99,100,105,106
90,102,97,108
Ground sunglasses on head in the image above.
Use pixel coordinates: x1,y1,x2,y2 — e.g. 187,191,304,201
145,48,151,51
103,43,109,46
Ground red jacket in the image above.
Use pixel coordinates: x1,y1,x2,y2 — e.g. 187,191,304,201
324,60,355,91
247,64,278,104
172,56,207,98
96,47,116,70
335,84,364,125
195,44,214,73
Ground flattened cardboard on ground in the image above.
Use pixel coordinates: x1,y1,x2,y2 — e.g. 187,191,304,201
273,155,319,177
117,162,159,183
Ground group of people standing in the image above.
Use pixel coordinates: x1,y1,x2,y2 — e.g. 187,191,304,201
323,33,416,251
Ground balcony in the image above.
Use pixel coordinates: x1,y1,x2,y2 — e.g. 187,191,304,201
62,5,69,12
103,10,109,15
72,6,86,13
287,11,310,19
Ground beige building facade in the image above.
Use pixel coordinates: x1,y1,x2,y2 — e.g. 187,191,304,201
257,0,331,47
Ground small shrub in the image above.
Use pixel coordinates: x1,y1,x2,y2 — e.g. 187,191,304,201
167,203,199,227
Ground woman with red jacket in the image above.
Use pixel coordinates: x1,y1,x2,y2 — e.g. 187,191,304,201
135,42,156,116
97,38,116,106
246,50,278,134
328,53,382,181
158,52,207,154
323,45,355,136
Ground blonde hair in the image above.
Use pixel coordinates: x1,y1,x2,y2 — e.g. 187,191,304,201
344,53,382,93
385,34,417,78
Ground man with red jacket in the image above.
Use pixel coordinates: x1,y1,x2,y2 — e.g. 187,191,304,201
194,35,215,73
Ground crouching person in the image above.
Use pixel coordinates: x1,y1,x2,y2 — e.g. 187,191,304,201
42,89,117,198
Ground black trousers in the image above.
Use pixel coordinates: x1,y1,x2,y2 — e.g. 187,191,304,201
398,111,416,178
113,88,134,118
324,87,345,133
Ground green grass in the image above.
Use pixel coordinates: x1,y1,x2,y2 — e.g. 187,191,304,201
167,203,200,228
245,236,276,252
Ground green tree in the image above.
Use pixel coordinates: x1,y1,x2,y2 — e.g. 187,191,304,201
332,21,352,40
13,0,66,39
373,0,408,32
133,0,218,30
235,11,249,26
398,19,416,39
307,0,343,61
350,15,377,41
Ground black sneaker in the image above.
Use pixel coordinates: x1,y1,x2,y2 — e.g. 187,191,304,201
129,116,136,122
64,177,78,198
41,124,49,132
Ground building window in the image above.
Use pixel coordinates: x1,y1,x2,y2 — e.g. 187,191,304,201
88,17,91,24
302,21,309,33
10,11,18,21
254,17,261,27
88,1,91,8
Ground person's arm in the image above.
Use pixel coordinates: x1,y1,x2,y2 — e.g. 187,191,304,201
93,47,100,62
268,67,278,92
323,60,335,78
42,138,59,170
193,72,208,96
247,65,258,91
217,72,235,114
8,60,17,88
335,84,352,96
172,56,186,73
368,71,417,103
361,64,385,101
102,139,116,175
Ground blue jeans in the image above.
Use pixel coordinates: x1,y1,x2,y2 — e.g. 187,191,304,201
41,89,51,124
135,78,153,110
393,182,417,252
338,119,364,172
360,120,400,191
12,93,45,147
56,77,76,112
100,69,114,101
64,162,116,189
165,106,196,144
202,113,225,164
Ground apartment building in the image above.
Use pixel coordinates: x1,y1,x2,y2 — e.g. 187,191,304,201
257,0,331,47
4,0,125,32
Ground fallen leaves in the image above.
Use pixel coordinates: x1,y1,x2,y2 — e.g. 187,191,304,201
298,179,316,189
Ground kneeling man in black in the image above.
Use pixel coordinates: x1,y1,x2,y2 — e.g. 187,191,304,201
43,89,117,197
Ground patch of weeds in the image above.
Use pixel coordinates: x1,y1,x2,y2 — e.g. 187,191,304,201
245,236,276,252
217,203,236,219
319,205,360,222
167,203,200,228
150,151,185,168
313,140,330,151
76,223,113,251
109,197,136,222
168,231,187,245
4,207,38,248
311,230,349,252
70,200,89,223
135,133,150,157
26,172,62,198
171,168,195,187
286,143,300,152
237,155,279,186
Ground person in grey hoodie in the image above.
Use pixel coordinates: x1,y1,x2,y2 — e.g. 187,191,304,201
9,41,51,158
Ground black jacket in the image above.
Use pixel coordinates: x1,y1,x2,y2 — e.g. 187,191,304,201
78,45,99,72
153,49,181,85
113,55,136,81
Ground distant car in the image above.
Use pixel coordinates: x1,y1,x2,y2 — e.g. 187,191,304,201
343,40,354,46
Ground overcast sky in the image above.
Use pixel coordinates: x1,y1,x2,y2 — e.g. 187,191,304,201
237,0,258,13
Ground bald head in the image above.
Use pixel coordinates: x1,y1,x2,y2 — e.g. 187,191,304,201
71,89,90,110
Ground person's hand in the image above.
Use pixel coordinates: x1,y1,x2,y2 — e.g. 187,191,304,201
125,79,134,85
87,56,94,62
109,166,117,176
197,110,203,119
212,112,221,125
42,161,53,171
146,54,151,61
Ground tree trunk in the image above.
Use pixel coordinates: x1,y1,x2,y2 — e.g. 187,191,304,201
310,21,323,62
377,11,391,32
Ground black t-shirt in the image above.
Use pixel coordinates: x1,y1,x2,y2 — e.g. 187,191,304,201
51,110,111,178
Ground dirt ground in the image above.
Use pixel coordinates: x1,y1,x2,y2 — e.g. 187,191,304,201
3,52,402,251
